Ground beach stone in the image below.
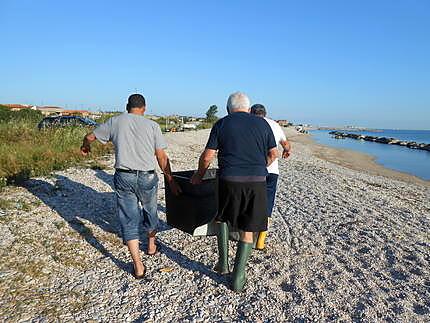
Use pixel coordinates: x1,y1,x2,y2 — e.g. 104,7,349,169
0,224,15,248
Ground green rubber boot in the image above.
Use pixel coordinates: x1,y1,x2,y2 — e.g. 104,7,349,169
231,241,253,292
214,222,229,274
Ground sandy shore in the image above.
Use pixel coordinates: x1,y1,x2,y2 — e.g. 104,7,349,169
0,128,429,321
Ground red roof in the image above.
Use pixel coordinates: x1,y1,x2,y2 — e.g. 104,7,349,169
2,104,31,109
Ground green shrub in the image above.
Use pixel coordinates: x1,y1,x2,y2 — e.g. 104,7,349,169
0,119,112,185
97,112,121,124
197,121,216,130
0,105,42,123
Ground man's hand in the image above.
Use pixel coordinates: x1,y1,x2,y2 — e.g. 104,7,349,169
81,133,96,157
191,149,216,185
190,172,203,185
80,145,90,156
280,140,291,159
282,149,291,159
167,178,182,196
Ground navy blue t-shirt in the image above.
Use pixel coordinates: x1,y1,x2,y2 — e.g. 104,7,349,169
205,112,276,177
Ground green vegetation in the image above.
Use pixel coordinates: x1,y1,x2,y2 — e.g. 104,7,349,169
97,111,120,123
0,104,42,123
0,105,112,188
205,105,218,123
197,121,216,130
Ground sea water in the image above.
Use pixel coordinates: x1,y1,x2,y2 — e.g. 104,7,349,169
309,129,430,180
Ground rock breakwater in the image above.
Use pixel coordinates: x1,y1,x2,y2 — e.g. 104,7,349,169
329,131,430,151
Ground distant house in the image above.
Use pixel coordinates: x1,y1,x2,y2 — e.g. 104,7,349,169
183,122,198,130
277,119,290,127
3,104,101,120
62,109,91,117
89,112,102,120
146,115,161,121
36,106,64,116
3,104,37,111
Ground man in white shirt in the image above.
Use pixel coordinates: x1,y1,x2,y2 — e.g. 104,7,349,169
251,104,291,249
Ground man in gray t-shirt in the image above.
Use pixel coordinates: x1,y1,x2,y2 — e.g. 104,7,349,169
81,94,180,279
94,110,167,171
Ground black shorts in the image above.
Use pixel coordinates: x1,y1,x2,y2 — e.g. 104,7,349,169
216,179,268,232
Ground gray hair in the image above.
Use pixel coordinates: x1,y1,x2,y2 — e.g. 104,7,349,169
226,92,250,113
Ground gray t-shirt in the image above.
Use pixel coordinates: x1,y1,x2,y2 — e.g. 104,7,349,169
93,113,167,171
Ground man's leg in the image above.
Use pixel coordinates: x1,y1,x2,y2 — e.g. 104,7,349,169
241,231,253,243
214,222,229,274
114,172,144,276
266,173,279,217
256,173,278,250
147,230,157,255
127,239,145,276
232,231,254,292
136,172,159,255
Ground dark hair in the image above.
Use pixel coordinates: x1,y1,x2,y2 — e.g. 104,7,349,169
126,94,146,111
250,104,266,117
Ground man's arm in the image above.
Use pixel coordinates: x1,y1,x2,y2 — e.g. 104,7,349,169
155,148,181,195
280,139,291,158
191,149,216,184
81,118,112,156
81,132,97,156
267,147,278,167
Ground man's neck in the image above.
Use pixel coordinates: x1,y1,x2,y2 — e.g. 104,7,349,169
231,108,249,114
129,109,145,116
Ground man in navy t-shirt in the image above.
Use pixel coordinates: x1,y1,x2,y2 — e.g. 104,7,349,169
191,92,277,292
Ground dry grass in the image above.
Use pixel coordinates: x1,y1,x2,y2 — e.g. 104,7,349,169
0,120,112,188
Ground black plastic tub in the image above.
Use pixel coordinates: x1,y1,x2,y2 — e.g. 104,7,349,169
165,169,218,235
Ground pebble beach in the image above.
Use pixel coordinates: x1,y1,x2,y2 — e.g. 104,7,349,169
1,128,429,322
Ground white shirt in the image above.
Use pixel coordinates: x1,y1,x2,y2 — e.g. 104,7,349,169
264,117,287,175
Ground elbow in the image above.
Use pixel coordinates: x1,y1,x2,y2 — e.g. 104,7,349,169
267,149,278,164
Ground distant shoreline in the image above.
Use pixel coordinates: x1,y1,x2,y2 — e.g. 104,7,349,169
284,127,430,187
309,126,382,132
306,126,430,132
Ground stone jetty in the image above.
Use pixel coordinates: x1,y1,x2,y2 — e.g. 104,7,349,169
329,131,430,151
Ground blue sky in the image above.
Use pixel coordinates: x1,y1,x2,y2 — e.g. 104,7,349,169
1,0,429,129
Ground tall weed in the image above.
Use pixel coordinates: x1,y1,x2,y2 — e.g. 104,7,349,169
0,119,112,187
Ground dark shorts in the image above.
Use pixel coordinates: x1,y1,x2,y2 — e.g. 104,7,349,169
216,179,268,232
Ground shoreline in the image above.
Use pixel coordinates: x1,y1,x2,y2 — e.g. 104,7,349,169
284,128,430,187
